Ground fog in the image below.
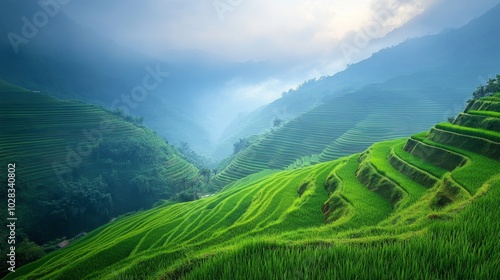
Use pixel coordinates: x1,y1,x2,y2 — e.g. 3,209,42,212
60,0,498,104
3,0,498,153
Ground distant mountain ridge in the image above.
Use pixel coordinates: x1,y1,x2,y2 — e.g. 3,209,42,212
213,3,500,160
0,0,291,155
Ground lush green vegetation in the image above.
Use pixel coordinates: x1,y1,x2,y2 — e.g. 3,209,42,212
211,88,445,189
471,74,500,100
392,142,448,178
435,123,500,143
0,81,199,248
6,91,500,279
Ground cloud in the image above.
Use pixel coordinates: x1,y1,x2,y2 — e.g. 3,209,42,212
59,0,500,109
61,0,438,64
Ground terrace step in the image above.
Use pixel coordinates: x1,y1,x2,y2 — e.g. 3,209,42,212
429,175,471,210
388,147,439,188
427,128,500,160
357,141,428,207
355,151,406,208
403,138,468,171
454,112,500,132
332,156,393,227
465,99,500,113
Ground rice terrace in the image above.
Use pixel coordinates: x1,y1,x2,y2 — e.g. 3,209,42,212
1,1,500,279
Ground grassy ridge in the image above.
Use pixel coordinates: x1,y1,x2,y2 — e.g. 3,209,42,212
436,123,500,143
185,177,500,280
5,93,500,279
392,142,447,178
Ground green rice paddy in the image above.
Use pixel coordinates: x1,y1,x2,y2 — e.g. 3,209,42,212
7,93,500,279
212,90,446,189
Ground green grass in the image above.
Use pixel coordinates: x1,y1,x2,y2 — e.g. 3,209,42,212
411,135,500,194
4,91,500,279
211,90,447,189
185,177,500,280
466,110,500,118
468,99,500,113
332,156,393,227
393,142,448,178
0,82,199,244
436,123,500,143
363,140,428,207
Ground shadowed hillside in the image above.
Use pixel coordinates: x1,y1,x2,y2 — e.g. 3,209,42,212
0,81,199,245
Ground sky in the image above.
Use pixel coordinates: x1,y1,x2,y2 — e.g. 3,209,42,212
59,0,500,137
61,0,498,64
62,0,431,63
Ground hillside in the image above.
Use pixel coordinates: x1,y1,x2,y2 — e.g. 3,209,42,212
210,83,445,188
0,81,199,245
8,92,500,279
0,0,214,154
213,3,500,159
0,0,305,156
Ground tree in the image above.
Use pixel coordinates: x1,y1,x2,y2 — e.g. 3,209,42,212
472,75,500,100
179,142,190,153
134,116,144,126
199,168,211,185
233,138,250,154
17,239,45,267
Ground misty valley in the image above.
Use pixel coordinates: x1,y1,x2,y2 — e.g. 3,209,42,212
1,1,500,279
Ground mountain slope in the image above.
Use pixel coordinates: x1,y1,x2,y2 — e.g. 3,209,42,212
0,81,199,244
214,3,500,159
211,82,446,188
0,0,217,154
7,92,500,279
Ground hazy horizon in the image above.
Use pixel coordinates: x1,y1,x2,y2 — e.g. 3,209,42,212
53,0,500,139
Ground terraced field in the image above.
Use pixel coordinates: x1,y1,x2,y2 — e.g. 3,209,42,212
0,82,198,184
0,81,199,242
212,89,445,189
9,93,500,279
319,97,442,161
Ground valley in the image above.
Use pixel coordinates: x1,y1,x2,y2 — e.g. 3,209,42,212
5,91,500,279
1,1,500,279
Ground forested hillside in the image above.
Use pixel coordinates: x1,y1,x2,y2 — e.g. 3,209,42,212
0,81,199,246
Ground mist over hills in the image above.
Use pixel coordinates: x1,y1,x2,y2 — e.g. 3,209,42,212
214,3,500,159
0,1,498,160
2,1,500,278
0,0,300,155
